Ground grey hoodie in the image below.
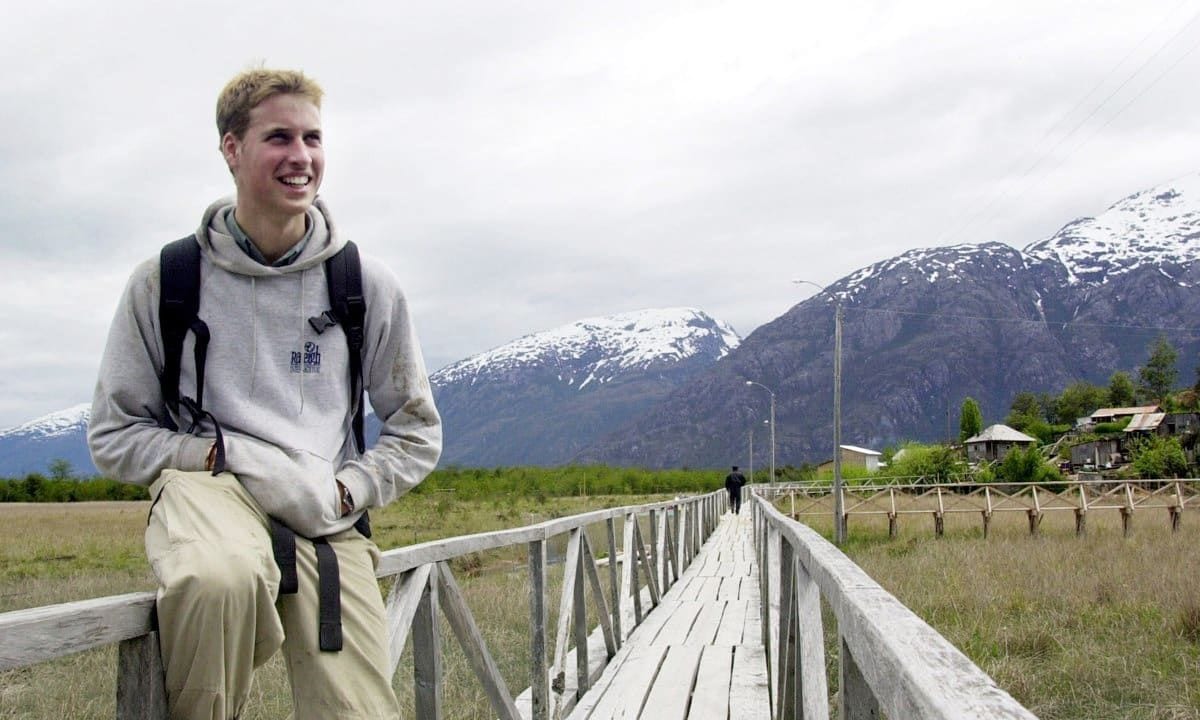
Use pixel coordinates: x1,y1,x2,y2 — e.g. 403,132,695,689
88,198,442,537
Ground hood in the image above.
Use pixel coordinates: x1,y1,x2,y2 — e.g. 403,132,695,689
196,197,347,276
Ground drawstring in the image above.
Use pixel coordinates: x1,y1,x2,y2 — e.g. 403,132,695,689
248,276,259,397
298,270,306,414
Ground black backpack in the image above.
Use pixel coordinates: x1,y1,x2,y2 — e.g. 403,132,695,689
157,234,368,473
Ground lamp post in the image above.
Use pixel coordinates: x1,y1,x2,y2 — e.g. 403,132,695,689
745,381,775,483
793,279,845,545
748,427,753,485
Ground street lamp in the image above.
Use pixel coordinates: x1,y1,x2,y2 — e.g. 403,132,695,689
745,381,775,484
793,279,845,545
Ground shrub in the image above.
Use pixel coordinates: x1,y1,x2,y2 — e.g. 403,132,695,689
1129,436,1189,479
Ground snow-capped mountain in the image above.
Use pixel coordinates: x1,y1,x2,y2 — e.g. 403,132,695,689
433,308,739,388
431,308,741,466
1025,173,1200,286
0,404,96,477
581,173,1200,468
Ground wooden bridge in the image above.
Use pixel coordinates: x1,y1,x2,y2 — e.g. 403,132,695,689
0,488,1037,719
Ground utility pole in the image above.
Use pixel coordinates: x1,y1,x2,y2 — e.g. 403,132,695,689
748,429,754,484
833,301,844,545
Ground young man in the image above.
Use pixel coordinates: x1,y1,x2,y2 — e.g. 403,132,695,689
88,68,441,720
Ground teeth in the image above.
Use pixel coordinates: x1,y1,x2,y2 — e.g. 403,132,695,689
281,176,308,186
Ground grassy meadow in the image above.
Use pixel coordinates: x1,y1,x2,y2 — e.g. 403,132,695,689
2,473,1199,719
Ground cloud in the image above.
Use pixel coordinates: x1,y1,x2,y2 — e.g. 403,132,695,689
3,0,1200,426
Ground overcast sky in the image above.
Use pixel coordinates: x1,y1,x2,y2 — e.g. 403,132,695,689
3,0,1200,427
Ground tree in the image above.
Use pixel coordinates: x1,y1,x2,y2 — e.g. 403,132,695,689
1129,436,1188,479
1054,382,1107,424
1006,391,1043,431
1108,371,1135,407
48,459,74,482
959,397,983,441
1138,335,1178,403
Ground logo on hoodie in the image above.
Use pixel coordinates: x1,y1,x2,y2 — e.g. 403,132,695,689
291,342,322,374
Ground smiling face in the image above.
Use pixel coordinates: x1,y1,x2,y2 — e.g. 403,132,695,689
221,93,324,227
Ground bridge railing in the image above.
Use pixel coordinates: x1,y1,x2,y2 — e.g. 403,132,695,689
751,490,1038,719
0,490,727,720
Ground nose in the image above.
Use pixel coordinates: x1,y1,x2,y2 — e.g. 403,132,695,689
287,137,312,165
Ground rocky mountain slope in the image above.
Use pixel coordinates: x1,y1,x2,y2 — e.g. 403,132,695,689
577,173,1200,468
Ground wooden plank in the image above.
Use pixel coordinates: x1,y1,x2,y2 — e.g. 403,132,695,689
607,517,622,645
116,633,167,720
0,592,156,670
729,644,772,719
633,520,662,606
574,537,589,697
713,599,747,647
653,601,705,646
413,570,443,719
435,562,521,720
686,645,733,720
569,643,667,720
641,644,704,719
580,534,618,659
385,563,434,673
683,599,726,646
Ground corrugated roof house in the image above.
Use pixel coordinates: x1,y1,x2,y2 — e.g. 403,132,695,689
1124,412,1166,433
1090,405,1161,423
964,424,1038,463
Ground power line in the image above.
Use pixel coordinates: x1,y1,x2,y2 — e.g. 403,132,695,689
934,2,1200,245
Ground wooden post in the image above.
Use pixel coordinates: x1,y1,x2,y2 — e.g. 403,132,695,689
840,637,881,720
528,539,549,720
116,633,167,720
981,511,991,539
649,509,660,599
1123,484,1135,538
888,513,897,539
1027,510,1041,537
605,518,621,644
1171,507,1182,532
776,540,796,720
413,571,443,719
934,512,944,538
1074,509,1086,537
794,561,831,720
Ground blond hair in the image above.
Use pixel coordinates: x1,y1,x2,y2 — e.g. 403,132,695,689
216,68,324,142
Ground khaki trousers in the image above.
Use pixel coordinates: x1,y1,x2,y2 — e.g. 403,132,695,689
146,470,400,720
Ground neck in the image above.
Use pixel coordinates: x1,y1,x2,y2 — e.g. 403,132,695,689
233,207,307,263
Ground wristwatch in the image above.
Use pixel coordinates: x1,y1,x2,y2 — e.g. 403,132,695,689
337,480,355,516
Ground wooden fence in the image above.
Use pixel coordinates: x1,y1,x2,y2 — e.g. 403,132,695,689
0,491,727,720
759,478,1200,537
751,490,1038,719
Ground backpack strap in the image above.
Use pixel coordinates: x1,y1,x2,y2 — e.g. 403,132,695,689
159,235,226,475
322,241,367,454
159,236,202,416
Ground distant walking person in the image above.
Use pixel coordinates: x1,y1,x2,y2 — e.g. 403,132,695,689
725,465,747,514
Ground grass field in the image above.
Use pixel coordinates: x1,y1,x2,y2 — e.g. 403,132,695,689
3,493,1199,719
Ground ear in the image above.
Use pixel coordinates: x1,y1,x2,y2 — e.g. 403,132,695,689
220,132,241,172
